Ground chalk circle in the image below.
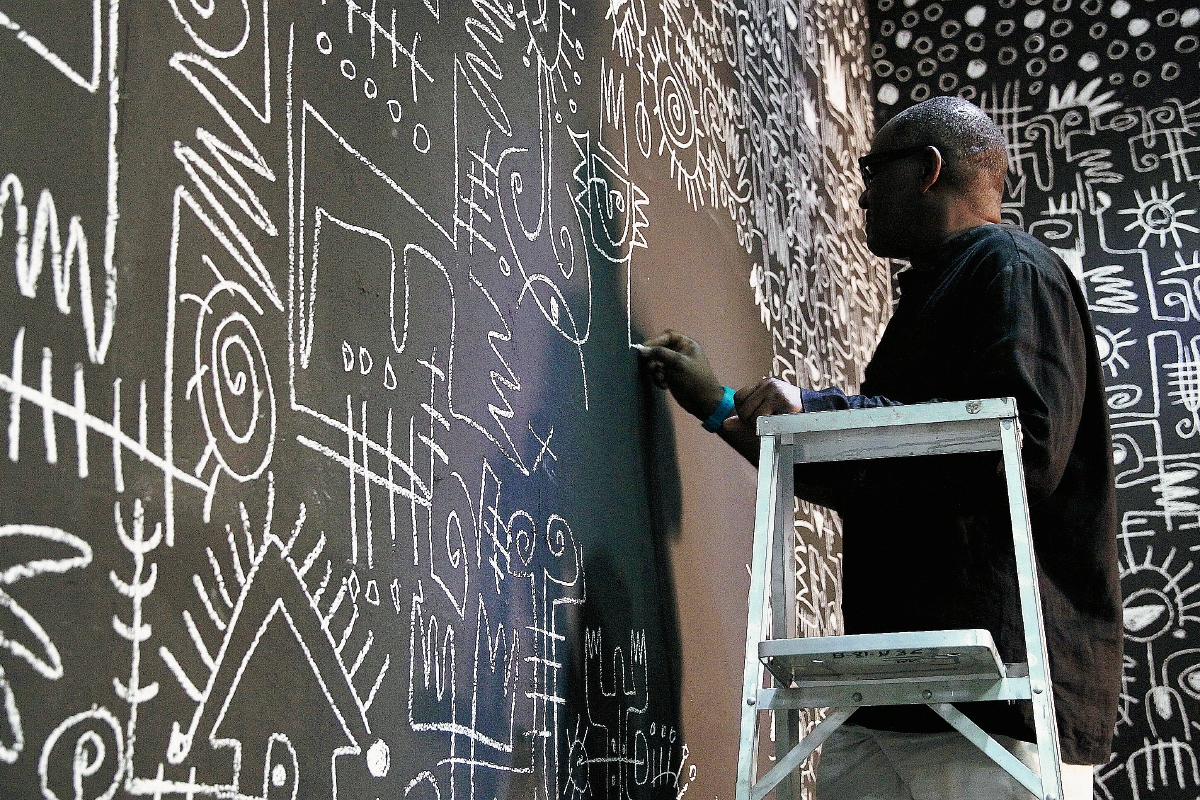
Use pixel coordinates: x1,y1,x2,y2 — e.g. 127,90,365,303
1184,8,1200,27
878,84,901,105
388,99,402,123
895,65,914,81
1025,33,1046,52
923,3,943,21
1129,18,1151,36
918,57,938,76
1090,21,1107,37
880,19,896,35
1157,9,1180,27
911,83,931,102
413,124,431,153
1108,71,1124,84
1049,44,1069,61
966,32,987,51
1133,69,1152,86
1107,39,1129,58
998,45,1018,64
878,0,894,12
938,43,958,61
1123,588,1173,641
1136,42,1156,60
1028,80,1044,95
965,5,987,26
872,42,888,59
39,708,124,800
1051,19,1074,37
967,58,989,78
340,58,356,80
998,0,1016,8
958,85,978,100
363,77,377,99
996,19,1017,35
902,10,920,28
914,36,934,54
1025,9,1046,28
1052,0,1072,11
367,738,390,777
938,72,959,91
1162,61,1181,80
875,59,895,77
1026,54,1048,74
568,98,577,114
1080,0,1102,14
316,31,333,54
1078,51,1101,70
942,20,962,37
1177,35,1199,53
1111,0,1131,19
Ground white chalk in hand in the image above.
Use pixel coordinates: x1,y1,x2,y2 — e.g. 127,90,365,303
631,343,649,353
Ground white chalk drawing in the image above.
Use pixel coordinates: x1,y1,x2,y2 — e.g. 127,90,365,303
870,3,1200,797
1,0,885,799
0,523,93,765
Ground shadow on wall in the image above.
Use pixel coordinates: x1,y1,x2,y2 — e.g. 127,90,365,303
560,326,687,800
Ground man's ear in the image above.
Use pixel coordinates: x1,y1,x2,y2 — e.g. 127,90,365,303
918,145,943,193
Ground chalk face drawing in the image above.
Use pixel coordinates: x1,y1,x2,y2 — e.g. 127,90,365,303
0,0,883,799
869,2,1200,797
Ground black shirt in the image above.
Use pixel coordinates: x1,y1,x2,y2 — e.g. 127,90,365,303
799,224,1122,764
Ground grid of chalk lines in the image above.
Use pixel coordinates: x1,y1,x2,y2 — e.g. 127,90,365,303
0,0,887,799
868,0,1200,798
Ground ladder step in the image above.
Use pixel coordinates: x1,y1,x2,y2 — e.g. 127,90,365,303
760,629,1005,685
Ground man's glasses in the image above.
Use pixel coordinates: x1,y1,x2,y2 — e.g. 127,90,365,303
858,145,932,186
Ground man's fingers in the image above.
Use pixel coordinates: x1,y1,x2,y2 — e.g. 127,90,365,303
735,379,775,423
642,330,698,356
640,344,686,370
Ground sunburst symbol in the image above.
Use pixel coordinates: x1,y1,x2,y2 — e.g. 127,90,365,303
1118,181,1200,248
1096,325,1136,377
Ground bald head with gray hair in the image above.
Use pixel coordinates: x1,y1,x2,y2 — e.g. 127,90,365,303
879,96,1009,194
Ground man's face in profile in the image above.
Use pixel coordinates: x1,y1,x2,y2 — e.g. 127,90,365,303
859,131,923,259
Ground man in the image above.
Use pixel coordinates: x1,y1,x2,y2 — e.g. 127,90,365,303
640,97,1121,800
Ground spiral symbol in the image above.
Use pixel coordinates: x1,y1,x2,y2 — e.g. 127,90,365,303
38,708,123,800
657,71,697,151
701,86,726,144
193,282,276,482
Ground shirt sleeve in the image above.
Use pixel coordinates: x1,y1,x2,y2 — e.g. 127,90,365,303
798,252,1087,508
961,256,1087,504
800,387,905,412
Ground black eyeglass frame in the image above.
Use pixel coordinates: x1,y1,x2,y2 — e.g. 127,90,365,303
858,145,935,185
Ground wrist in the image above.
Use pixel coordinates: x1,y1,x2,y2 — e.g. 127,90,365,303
702,386,736,432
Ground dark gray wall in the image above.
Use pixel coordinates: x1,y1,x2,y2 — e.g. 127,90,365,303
0,2,883,799
867,1,1200,796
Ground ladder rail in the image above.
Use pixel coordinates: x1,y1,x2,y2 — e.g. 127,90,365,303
735,434,781,800
737,398,1065,800
769,440,799,800
999,418,1065,800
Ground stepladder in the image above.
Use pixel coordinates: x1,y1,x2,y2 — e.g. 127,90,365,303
734,398,1065,800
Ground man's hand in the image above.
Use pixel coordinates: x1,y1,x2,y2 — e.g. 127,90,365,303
733,378,806,429
638,331,727,420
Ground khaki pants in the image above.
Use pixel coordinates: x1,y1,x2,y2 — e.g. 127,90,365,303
815,724,1094,800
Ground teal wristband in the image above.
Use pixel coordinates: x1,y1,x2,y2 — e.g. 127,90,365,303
702,386,736,432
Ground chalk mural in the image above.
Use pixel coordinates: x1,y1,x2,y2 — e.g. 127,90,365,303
867,1,1200,797
0,1,884,799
